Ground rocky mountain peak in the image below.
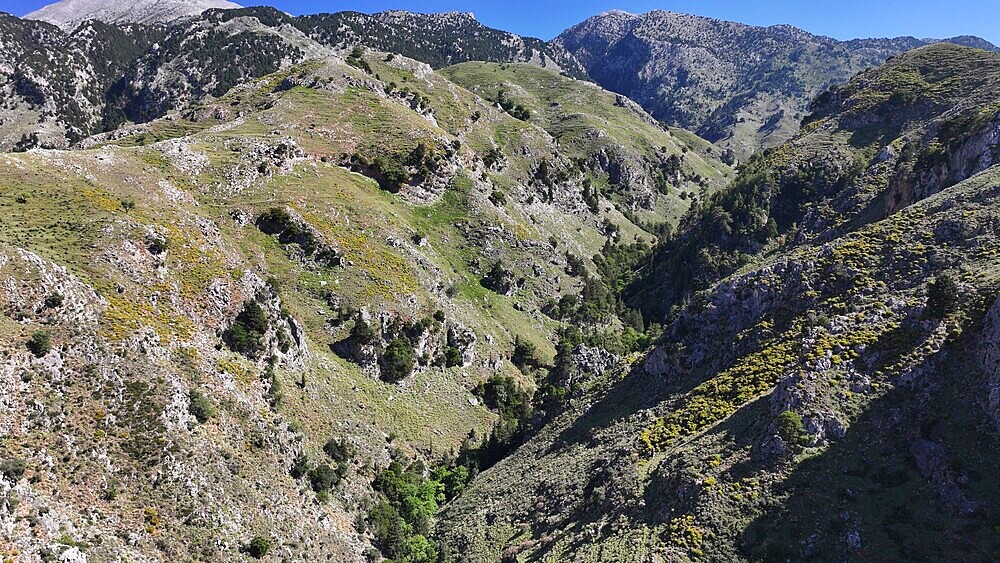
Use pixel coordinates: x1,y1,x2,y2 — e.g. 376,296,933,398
25,0,242,30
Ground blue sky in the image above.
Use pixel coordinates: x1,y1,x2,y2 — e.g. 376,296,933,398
7,0,1000,44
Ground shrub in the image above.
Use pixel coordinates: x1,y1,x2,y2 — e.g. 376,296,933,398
146,235,169,254
188,390,214,423
222,301,269,357
925,272,959,318
26,330,51,357
511,336,541,370
309,463,339,492
776,410,807,449
382,338,416,382
444,346,464,368
119,197,136,212
0,458,26,481
350,315,378,345
246,535,270,559
44,293,64,309
323,437,355,464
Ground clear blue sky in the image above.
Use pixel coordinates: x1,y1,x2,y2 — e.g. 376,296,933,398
7,0,1000,44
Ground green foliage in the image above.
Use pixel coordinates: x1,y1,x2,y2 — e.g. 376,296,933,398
776,410,808,449
246,535,271,559
350,314,378,345
925,272,959,318
188,389,214,423
222,300,270,358
474,374,533,467
0,458,26,481
480,263,515,295
146,234,169,255
443,346,464,368
44,293,64,309
309,463,340,493
368,460,446,562
382,338,416,382
511,335,542,370
323,437,356,464
26,330,51,358
494,89,530,120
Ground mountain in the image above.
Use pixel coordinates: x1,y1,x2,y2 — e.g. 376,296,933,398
0,23,731,560
0,14,159,149
25,0,241,29
299,10,586,79
3,6,1000,562
555,10,999,157
437,42,1000,562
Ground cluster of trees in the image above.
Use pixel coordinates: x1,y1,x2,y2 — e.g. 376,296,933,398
257,207,340,266
291,437,356,502
345,311,464,382
494,89,530,121
349,141,444,193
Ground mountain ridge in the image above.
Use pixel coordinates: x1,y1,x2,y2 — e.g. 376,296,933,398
25,0,242,29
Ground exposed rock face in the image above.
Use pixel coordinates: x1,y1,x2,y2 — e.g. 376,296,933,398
25,0,241,29
555,10,998,155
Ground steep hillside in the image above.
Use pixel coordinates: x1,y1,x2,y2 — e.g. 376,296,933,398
555,10,999,156
25,0,241,29
299,11,586,79
442,62,731,226
633,43,1000,321
0,41,730,561
0,14,158,150
436,43,1000,562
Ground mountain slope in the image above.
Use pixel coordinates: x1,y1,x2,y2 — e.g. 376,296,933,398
436,43,1000,562
299,10,586,79
25,0,241,29
555,10,999,157
0,38,731,560
632,43,1000,321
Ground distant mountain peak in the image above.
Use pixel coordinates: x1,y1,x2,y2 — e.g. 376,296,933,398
25,0,242,29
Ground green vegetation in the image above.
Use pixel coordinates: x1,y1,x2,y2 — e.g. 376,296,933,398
26,330,51,358
776,410,808,450
245,535,271,559
222,300,269,358
925,272,959,318
188,390,214,423
381,338,416,383
0,458,26,481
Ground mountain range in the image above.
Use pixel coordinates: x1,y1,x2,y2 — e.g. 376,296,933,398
2,1,999,562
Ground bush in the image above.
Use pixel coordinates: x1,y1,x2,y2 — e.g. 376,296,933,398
26,330,51,358
323,437,355,464
925,272,959,318
350,315,378,345
309,464,339,492
776,410,807,449
511,336,541,370
246,535,271,559
222,301,269,357
146,235,169,254
381,338,416,382
444,346,464,368
44,293,64,309
0,458,26,481
188,390,214,423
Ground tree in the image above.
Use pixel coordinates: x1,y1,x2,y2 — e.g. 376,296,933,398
382,338,416,382
776,410,807,449
26,330,51,358
246,535,270,559
925,272,959,318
